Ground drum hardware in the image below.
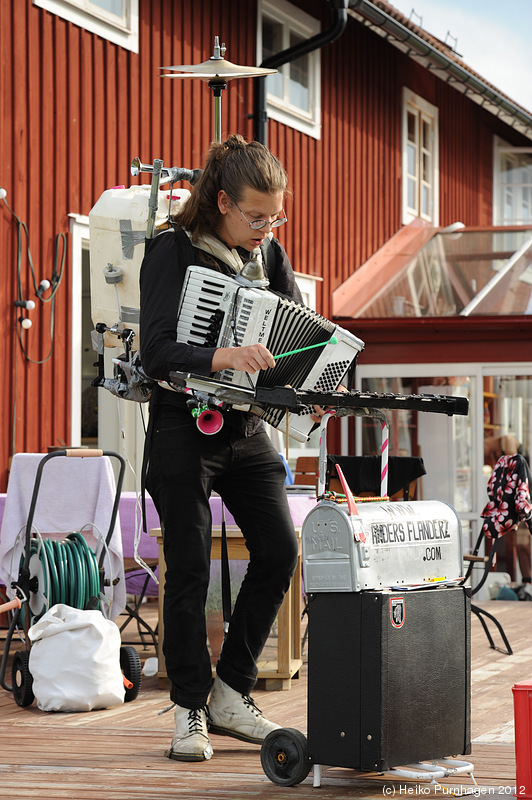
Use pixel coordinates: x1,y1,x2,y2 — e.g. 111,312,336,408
130,156,202,188
90,38,280,393
160,36,277,143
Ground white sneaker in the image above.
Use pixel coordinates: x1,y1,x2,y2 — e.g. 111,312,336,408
165,705,213,762
208,675,281,744
517,583,532,601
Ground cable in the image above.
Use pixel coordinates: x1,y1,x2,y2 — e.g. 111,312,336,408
16,230,66,365
115,399,158,585
2,194,67,364
77,524,114,616
2,194,68,461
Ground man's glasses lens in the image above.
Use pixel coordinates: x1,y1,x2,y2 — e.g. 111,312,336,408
249,217,287,229
232,198,287,230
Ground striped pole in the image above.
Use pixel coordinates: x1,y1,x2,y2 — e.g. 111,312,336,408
381,420,389,497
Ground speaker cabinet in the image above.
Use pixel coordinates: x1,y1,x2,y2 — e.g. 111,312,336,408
307,586,471,772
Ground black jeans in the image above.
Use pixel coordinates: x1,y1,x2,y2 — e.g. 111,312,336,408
146,407,299,709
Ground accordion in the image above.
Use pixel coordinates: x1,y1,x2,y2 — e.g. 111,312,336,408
176,265,365,441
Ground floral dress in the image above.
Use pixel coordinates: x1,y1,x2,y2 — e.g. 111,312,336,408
481,454,532,538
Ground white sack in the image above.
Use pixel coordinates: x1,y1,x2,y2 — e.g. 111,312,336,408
28,603,125,712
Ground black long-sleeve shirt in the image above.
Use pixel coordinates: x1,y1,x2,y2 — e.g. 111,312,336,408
139,226,303,434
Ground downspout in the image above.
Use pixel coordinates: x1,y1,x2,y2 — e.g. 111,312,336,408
254,0,349,145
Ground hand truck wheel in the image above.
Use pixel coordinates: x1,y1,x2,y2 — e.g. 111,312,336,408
12,650,34,707
120,645,142,702
260,727,312,786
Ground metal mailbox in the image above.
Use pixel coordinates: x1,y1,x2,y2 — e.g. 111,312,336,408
302,498,463,593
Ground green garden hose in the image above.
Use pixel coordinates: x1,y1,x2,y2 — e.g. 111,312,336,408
23,532,102,622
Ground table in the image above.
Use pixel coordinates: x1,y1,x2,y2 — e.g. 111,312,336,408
151,524,305,691
1,482,316,672
117,491,316,596
149,493,315,690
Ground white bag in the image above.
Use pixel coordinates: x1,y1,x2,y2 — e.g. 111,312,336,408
28,603,125,712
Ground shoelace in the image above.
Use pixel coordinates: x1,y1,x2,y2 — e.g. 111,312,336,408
242,695,263,717
188,707,210,734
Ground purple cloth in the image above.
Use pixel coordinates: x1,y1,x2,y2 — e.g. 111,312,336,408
1,491,316,597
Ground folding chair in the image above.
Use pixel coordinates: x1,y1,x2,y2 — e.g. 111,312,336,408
461,452,532,656
119,559,159,650
462,532,513,655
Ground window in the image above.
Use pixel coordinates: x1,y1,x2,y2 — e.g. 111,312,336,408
258,0,321,139
33,0,139,53
401,88,439,225
494,137,532,225
69,214,90,447
354,362,532,568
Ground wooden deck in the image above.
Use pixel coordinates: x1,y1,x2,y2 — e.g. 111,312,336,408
0,599,529,799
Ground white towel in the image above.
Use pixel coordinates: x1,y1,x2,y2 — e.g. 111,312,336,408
0,453,125,619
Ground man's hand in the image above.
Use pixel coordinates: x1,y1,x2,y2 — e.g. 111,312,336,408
310,384,349,423
212,344,275,375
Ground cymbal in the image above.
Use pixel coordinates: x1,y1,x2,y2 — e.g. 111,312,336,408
160,57,276,83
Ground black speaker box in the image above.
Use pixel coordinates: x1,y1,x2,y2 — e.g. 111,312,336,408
307,586,471,772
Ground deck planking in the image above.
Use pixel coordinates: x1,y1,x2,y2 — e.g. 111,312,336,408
0,599,530,799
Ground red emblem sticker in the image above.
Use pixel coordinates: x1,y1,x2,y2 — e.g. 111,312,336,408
390,597,405,629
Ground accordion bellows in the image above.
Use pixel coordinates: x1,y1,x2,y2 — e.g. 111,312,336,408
176,265,365,441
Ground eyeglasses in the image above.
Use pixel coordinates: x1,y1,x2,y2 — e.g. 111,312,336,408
233,199,287,230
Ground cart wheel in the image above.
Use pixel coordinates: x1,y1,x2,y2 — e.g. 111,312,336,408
120,645,142,702
12,650,34,707
260,727,312,786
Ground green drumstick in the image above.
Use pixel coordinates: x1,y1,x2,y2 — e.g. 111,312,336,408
273,336,338,360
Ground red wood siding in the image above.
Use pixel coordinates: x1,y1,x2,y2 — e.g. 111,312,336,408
0,0,529,490
350,317,532,366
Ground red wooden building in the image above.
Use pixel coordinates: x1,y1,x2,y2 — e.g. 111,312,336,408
1,0,531,512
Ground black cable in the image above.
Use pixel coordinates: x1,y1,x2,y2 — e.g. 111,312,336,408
3,196,66,364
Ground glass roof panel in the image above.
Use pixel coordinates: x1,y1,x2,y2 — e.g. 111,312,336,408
358,227,532,318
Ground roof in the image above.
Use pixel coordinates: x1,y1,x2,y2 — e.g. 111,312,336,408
332,220,532,319
348,0,532,142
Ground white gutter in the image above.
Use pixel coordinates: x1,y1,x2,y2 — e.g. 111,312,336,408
348,0,532,141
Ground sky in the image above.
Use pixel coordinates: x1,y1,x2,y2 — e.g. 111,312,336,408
387,0,532,112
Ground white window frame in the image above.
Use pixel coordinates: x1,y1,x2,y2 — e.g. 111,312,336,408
354,360,532,555
69,213,90,446
493,136,532,226
68,212,144,488
33,0,139,53
257,0,321,140
401,88,439,226
294,271,320,311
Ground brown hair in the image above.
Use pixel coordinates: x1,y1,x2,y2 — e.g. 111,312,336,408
174,134,288,241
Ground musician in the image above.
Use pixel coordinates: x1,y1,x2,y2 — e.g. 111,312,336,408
140,134,303,762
